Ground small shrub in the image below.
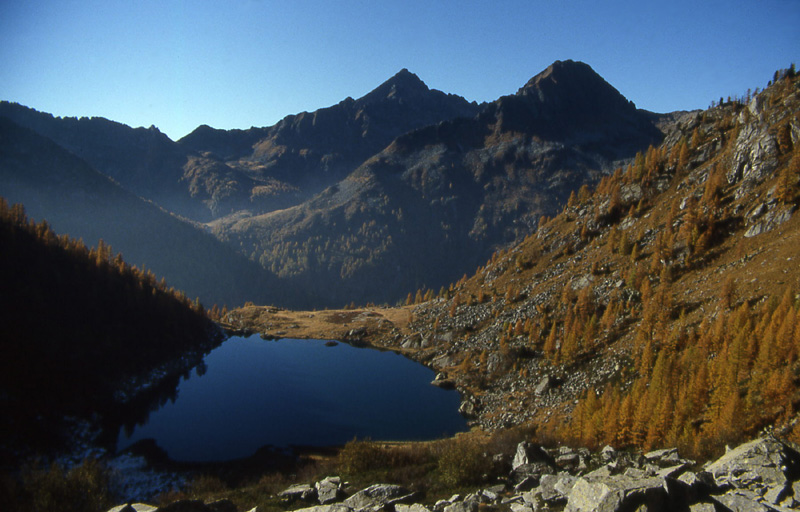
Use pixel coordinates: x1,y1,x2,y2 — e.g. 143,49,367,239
186,474,228,497
337,438,388,475
20,457,111,512
436,436,487,487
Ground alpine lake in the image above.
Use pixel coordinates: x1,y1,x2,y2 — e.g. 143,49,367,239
116,335,467,462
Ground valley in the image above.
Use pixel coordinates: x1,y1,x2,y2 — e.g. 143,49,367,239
1,61,799,512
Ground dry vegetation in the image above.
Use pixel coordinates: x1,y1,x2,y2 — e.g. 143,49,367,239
232,70,800,462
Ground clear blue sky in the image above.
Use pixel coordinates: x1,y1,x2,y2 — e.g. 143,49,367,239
1,0,797,141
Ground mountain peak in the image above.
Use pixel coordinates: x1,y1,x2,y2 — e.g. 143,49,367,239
517,60,620,99
508,59,639,129
358,68,431,106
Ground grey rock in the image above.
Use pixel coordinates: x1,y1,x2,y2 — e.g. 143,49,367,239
344,484,415,512
565,476,667,512
705,436,800,495
509,504,535,512
728,121,779,186
712,490,774,512
279,483,317,502
688,503,716,512
623,467,649,479
316,476,343,505
431,373,456,389
513,461,556,484
478,487,501,503
644,448,679,463
655,463,689,479
556,453,580,468
513,475,538,492
458,401,476,418
502,495,524,505
433,501,449,512
534,376,551,396
395,505,431,512
552,474,579,498
600,445,616,462
584,465,612,478
442,501,478,512
293,505,353,512
513,442,540,469
763,483,789,505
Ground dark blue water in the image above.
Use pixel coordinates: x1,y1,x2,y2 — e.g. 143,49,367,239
117,336,466,461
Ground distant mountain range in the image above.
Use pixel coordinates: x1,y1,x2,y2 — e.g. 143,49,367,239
0,60,681,308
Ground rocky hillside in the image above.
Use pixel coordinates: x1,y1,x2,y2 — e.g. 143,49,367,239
214,61,669,307
366,68,800,458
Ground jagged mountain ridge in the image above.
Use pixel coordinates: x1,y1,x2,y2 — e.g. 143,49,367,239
177,69,482,217
215,61,669,307
3,61,676,308
0,70,482,222
0,117,296,308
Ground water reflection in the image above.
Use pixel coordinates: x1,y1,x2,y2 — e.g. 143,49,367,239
113,336,466,462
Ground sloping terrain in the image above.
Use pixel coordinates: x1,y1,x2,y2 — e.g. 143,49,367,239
0,118,292,308
1,61,678,309
215,61,670,307
371,69,800,458
0,198,221,461
234,68,800,459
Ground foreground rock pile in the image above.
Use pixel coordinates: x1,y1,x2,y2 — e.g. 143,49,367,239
108,435,800,512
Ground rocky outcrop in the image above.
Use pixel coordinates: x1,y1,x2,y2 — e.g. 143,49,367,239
107,435,800,512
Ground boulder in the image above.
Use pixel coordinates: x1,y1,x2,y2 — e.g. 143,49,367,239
644,448,679,463
688,503,716,512
704,435,800,496
526,473,575,506
316,476,344,504
279,483,317,502
431,372,456,389
509,504,534,512
292,505,353,512
534,376,552,396
711,490,775,512
395,505,431,512
512,441,553,470
565,475,669,512
442,501,477,512
343,484,415,512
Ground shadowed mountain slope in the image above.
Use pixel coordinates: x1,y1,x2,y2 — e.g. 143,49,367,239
215,61,669,307
0,117,296,308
